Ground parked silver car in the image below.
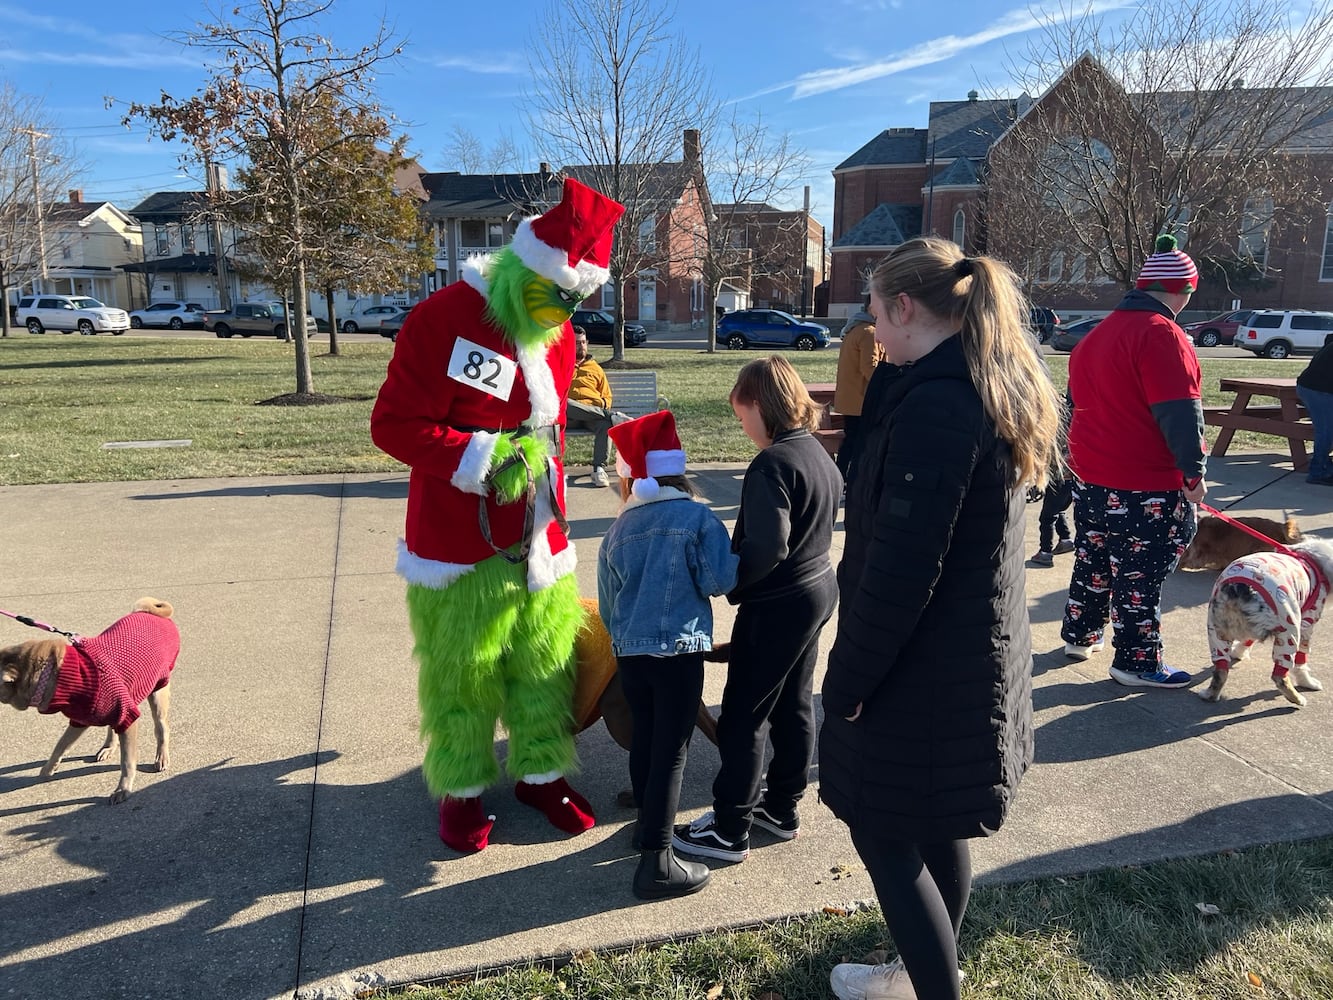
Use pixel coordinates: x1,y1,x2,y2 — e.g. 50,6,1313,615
129,301,208,330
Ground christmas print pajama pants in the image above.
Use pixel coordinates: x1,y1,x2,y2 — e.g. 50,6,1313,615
1060,481,1196,675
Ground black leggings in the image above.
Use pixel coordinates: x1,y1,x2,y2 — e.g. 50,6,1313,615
618,653,705,850
849,827,972,1000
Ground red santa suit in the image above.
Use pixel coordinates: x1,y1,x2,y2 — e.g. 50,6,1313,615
371,263,577,592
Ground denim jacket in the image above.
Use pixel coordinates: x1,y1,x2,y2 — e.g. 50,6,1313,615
597,487,740,657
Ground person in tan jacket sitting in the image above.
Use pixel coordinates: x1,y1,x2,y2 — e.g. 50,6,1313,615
567,327,618,486
833,298,884,482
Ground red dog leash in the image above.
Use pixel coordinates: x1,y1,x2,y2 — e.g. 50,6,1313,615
1197,502,1330,603
0,607,80,641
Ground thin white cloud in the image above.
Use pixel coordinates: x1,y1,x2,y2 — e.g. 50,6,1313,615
789,0,1137,99
427,53,526,75
0,48,196,69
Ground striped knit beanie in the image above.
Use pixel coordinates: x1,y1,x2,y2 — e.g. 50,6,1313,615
1135,234,1198,294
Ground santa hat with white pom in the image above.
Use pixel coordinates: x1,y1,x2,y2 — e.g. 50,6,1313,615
607,409,687,500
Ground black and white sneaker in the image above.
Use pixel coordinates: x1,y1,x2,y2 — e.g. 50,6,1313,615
672,811,749,862
751,803,800,841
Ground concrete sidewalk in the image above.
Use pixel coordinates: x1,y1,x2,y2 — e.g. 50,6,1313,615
1,453,1331,1000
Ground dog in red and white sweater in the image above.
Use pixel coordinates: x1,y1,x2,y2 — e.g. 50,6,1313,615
0,598,180,802
1199,541,1333,707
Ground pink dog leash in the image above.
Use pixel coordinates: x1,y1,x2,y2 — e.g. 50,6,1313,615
0,607,80,642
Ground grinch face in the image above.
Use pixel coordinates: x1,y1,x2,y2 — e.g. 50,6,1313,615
522,274,587,329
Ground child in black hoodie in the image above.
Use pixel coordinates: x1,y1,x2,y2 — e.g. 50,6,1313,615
672,356,843,863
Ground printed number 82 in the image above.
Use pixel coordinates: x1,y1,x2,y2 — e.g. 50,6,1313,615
463,351,503,389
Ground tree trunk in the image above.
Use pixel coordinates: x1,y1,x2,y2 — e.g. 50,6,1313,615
610,270,625,364
291,264,314,395
324,286,340,356
0,269,9,337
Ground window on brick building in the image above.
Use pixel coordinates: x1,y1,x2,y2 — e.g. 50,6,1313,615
1321,201,1333,281
952,208,965,248
638,215,657,253
1239,191,1273,269
1046,251,1064,284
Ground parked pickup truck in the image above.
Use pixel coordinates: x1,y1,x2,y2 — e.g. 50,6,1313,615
203,301,318,339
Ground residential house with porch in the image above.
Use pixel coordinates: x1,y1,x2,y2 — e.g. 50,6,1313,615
11,191,144,311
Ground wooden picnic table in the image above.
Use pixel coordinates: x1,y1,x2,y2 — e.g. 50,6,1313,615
804,382,845,457
1202,376,1312,471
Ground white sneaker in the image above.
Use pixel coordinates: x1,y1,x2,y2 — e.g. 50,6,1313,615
591,466,610,488
829,959,915,1000
1064,640,1105,661
829,957,965,1000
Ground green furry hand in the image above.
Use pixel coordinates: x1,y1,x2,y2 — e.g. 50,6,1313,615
487,433,548,504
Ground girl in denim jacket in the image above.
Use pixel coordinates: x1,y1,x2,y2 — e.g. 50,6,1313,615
597,410,739,900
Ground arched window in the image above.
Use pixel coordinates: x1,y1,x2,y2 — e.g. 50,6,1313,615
1239,191,1273,268
952,208,966,248
1321,201,1333,281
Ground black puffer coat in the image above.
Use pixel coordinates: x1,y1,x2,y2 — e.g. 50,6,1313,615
819,334,1033,842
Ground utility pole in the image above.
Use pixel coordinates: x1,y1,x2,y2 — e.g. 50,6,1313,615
206,160,232,311
18,124,49,293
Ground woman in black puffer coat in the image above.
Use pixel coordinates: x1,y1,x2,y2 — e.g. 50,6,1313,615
821,237,1063,1000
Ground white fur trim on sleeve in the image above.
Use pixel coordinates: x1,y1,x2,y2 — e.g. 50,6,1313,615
461,255,492,297
517,341,561,428
451,431,500,495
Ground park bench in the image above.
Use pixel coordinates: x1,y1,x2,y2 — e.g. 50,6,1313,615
566,369,668,438
804,382,845,457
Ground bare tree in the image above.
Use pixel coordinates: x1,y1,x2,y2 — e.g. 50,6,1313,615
524,0,713,362
440,124,523,173
668,112,814,352
988,0,1333,304
0,83,82,337
119,0,403,396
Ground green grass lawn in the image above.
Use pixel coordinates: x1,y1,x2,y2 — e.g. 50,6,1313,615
0,333,1305,486
392,838,1333,999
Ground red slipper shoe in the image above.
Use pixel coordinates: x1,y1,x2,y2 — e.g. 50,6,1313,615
514,777,596,835
438,796,494,854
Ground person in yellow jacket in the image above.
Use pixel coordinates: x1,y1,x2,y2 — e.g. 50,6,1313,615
567,326,619,486
833,297,885,482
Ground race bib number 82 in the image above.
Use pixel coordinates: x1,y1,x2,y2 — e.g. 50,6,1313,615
447,338,517,401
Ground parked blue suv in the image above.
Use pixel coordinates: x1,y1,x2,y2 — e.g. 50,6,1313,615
717,309,831,351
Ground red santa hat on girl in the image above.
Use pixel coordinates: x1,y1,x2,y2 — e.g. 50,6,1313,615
511,177,626,297
608,410,687,500
1135,234,1198,295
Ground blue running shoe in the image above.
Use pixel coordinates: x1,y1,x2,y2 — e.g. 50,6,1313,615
1109,665,1194,688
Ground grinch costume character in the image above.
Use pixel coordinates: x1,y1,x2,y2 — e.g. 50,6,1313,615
371,178,625,853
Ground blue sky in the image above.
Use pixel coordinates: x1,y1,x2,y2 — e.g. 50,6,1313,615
0,0,1144,230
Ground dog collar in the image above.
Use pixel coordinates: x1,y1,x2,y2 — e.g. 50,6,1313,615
28,655,56,710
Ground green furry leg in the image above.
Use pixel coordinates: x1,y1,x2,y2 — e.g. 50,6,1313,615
405,557,582,795
501,572,582,779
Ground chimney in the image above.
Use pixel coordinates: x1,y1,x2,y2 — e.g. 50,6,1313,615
683,128,701,162
68,189,82,203
539,162,551,176
967,89,979,102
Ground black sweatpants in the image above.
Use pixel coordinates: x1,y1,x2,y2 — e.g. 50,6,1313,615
1037,477,1074,552
850,827,971,1000
712,571,838,839
618,652,705,850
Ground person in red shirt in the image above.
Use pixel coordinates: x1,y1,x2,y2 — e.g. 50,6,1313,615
1060,234,1207,689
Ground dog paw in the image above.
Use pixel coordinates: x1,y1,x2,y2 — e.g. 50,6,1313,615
109,787,130,805
156,751,170,773
1195,687,1221,702
1274,676,1307,707
39,762,59,779
93,746,112,763
1297,675,1323,692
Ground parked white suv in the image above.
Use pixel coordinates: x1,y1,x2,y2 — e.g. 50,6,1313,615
1237,309,1333,359
16,294,131,336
